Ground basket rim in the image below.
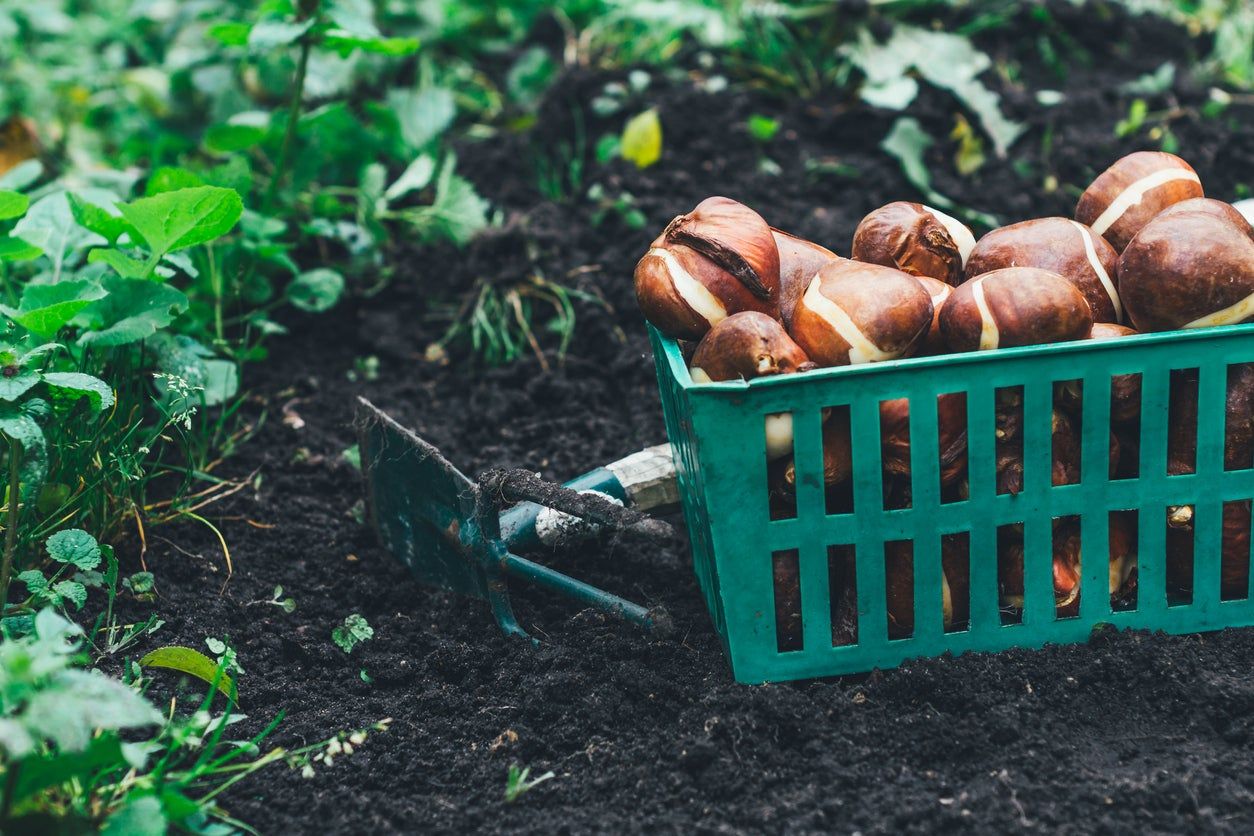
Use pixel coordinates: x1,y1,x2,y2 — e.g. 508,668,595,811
652,320,1254,392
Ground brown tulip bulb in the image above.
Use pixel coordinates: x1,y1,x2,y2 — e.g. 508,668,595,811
878,392,969,487
851,202,975,285
964,217,1122,323
773,228,838,331
915,276,952,355
1118,209,1254,332
1053,323,1143,426
1166,500,1251,601
1049,512,1140,619
790,259,934,366
1075,151,1204,252
1152,197,1254,238
634,197,781,339
997,523,1083,614
690,312,814,383
691,312,817,460
939,267,1093,352
783,406,853,490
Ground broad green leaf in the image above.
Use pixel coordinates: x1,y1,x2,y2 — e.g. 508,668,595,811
0,369,39,401
389,87,456,152
23,669,162,752
288,268,345,312
41,372,115,414
0,283,105,338
76,277,189,348
506,47,557,111
139,646,235,699
0,237,42,262
53,580,87,610
207,21,250,46
880,118,998,229
621,109,662,169
102,794,166,836
205,124,267,153
845,26,1024,157
0,190,28,221
0,160,42,191
12,735,130,808
116,186,243,258
149,334,237,407
47,528,102,570
248,18,314,52
88,248,151,278
384,155,436,201
18,570,48,599
12,192,108,262
324,30,419,56
332,613,373,654
145,167,205,196
68,194,131,245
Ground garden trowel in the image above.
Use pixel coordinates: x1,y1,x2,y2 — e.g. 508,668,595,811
355,398,679,640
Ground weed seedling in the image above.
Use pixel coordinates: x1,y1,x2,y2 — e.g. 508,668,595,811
332,613,373,654
504,764,556,802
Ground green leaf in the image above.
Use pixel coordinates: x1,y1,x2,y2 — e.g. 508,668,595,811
0,403,47,495
0,237,42,262
0,280,106,337
116,186,243,258
0,369,40,402
331,613,373,654
287,269,345,312
76,277,189,347
506,47,558,111
248,18,314,51
208,21,250,46
102,793,166,836
880,117,998,229
88,247,151,278
41,372,115,415
0,190,29,221
845,26,1024,157
139,646,235,699
68,194,132,245
12,192,108,263
324,30,419,56
53,580,87,610
46,528,102,570
11,734,130,804
18,570,48,600
205,122,268,154
145,167,205,196
125,572,155,594
747,115,779,143
0,160,42,191
23,669,162,752
384,155,436,201
388,87,456,152
149,334,238,407
621,109,662,169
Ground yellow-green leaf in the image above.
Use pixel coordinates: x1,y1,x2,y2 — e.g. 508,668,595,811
139,646,235,700
620,109,662,169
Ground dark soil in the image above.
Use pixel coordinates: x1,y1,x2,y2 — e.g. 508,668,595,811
110,4,1254,833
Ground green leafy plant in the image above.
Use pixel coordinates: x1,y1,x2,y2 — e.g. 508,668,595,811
331,613,373,654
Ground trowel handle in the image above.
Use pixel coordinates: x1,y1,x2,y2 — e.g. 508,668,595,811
499,444,678,551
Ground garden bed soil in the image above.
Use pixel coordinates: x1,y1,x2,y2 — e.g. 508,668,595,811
111,5,1254,833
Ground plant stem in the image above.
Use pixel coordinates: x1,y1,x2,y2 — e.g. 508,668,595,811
264,32,314,213
0,434,20,614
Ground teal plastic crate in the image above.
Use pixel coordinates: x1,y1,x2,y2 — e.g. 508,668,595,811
649,323,1254,684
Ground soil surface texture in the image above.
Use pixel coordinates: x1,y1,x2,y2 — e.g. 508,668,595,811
107,5,1254,833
